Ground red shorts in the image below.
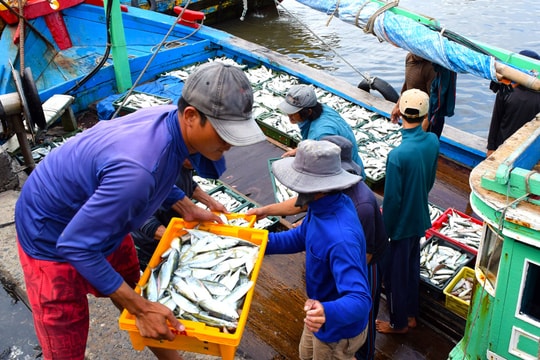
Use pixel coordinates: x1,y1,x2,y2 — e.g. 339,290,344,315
18,235,140,360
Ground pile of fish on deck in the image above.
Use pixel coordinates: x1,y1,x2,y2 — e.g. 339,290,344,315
142,228,259,331
163,57,401,185
247,66,401,184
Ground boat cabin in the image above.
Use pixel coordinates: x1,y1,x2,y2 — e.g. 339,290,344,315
451,116,540,360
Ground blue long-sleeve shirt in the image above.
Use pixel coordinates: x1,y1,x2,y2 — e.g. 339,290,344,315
266,193,371,343
298,104,365,178
15,105,192,295
382,125,439,240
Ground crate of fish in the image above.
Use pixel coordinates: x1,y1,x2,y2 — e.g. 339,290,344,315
268,158,298,203
357,150,388,188
112,90,172,115
443,266,475,319
214,212,257,228
192,175,222,193
419,234,475,299
235,203,281,231
119,218,268,359
256,118,300,148
197,185,248,213
13,142,56,165
427,208,483,255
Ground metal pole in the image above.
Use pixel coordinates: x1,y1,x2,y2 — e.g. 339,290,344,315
0,92,35,171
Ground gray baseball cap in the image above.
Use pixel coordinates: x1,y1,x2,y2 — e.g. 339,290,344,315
182,62,266,146
278,84,318,115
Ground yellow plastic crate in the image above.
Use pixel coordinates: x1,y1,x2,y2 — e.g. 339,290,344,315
443,266,475,319
119,218,268,359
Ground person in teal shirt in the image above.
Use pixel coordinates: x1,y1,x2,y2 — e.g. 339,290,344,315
278,84,366,178
377,89,439,334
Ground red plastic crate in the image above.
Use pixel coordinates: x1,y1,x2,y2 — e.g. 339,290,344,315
427,208,482,255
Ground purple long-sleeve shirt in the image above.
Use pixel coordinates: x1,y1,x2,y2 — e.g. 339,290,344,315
15,105,189,295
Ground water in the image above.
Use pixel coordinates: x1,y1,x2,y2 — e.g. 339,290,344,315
214,0,540,138
0,284,41,359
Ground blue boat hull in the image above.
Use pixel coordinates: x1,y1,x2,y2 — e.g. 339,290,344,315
0,2,485,168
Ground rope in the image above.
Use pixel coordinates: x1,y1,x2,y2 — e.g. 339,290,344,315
111,0,199,119
240,0,247,20
17,0,26,74
325,0,339,27
276,1,370,82
364,0,399,36
354,1,370,29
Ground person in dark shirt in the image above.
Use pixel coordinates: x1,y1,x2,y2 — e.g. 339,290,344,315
131,159,227,271
487,50,540,156
391,52,456,138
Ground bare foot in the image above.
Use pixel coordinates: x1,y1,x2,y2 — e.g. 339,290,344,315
408,317,417,328
375,320,408,334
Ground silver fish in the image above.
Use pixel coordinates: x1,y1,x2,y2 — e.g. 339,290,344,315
198,298,239,321
170,291,200,315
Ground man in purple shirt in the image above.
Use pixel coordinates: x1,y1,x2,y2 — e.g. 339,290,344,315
14,62,265,360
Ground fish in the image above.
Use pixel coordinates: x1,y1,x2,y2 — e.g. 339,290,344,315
437,210,483,250
449,273,475,301
145,269,159,302
220,279,254,306
198,298,239,321
184,275,213,302
170,275,198,303
169,291,200,315
189,312,238,331
157,248,179,299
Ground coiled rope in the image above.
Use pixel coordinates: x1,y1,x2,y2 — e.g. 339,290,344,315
363,0,399,36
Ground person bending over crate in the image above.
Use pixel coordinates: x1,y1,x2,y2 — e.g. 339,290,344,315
14,61,265,360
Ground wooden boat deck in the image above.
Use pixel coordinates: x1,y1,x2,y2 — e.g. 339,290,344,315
220,137,473,359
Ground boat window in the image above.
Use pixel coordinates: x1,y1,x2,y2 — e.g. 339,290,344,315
478,224,503,291
519,261,540,323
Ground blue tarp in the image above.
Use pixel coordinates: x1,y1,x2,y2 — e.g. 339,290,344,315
294,0,498,81
97,75,184,120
